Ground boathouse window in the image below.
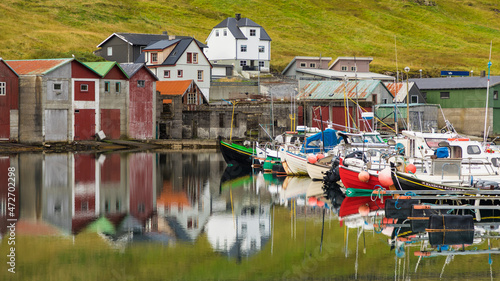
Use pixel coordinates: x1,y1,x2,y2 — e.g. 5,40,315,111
351,66,357,71
104,81,110,93
219,113,224,127
80,84,88,92
467,145,481,155
53,83,61,91
411,95,418,103
187,92,196,105
115,82,121,93
300,62,306,67
494,91,498,100
440,92,450,99
310,63,316,68
341,65,347,71
137,80,145,88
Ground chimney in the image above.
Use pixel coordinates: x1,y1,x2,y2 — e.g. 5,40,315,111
169,35,176,40
481,70,486,78
235,13,241,21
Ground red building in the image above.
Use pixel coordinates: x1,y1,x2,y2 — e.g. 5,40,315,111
0,59,19,141
120,63,158,140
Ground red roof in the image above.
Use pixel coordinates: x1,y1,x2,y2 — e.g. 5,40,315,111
6,59,73,75
156,80,192,96
384,82,404,98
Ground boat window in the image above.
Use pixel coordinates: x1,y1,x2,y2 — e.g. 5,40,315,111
365,135,382,143
466,145,481,155
425,138,447,149
492,158,500,168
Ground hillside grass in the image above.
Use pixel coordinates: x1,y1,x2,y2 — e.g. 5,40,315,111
1,0,500,76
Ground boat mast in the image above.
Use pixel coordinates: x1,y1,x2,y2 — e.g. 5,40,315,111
483,41,493,144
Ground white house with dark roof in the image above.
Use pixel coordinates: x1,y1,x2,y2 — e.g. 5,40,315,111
139,37,212,100
205,13,271,75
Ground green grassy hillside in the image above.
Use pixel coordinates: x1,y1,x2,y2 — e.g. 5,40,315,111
1,0,500,77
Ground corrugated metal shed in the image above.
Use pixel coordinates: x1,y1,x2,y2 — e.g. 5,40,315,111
6,58,73,75
297,80,383,100
384,82,415,102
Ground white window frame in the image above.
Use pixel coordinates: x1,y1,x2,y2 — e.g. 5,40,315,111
0,82,5,96
259,61,265,68
241,45,247,52
80,84,88,92
178,69,183,78
351,66,357,71
151,53,158,63
250,29,256,36
240,61,247,66
107,47,113,56
216,30,219,37
223,29,227,36
164,70,170,78
341,65,348,71
197,70,203,81
137,80,145,88
300,62,306,67
259,46,265,53
193,53,198,64
310,63,316,68
187,93,196,105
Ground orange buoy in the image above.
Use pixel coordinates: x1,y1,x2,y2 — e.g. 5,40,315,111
405,164,417,174
379,167,393,187
308,197,317,206
316,153,325,160
358,204,370,216
358,170,370,183
308,155,317,164
317,200,325,207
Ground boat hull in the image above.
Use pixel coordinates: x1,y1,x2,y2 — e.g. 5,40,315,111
339,165,381,190
285,151,308,176
219,140,255,171
391,171,476,192
306,162,330,181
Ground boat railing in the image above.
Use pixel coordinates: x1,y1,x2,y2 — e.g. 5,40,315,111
462,157,499,176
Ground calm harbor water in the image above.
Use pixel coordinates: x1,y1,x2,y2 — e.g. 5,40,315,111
0,150,499,280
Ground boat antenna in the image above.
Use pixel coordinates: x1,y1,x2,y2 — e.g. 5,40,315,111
483,41,493,144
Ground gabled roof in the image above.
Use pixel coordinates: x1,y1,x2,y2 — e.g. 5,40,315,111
297,68,394,81
6,58,73,75
410,76,500,90
82,61,129,78
281,56,333,75
213,17,271,41
297,80,385,100
384,82,416,102
141,38,209,67
0,58,19,77
97,32,208,49
143,39,180,51
119,63,158,80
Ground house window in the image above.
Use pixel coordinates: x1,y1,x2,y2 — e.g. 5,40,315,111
164,70,170,78
104,81,110,93
494,91,498,100
259,46,265,53
310,63,316,68
240,61,247,66
187,92,196,104
341,65,348,71
223,29,227,36
300,62,306,67
187,52,192,63
411,95,418,103
351,66,357,71
137,80,145,88
382,98,388,104
107,47,112,56
53,83,61,91
241,45,247,52
216,30,219,37
259,61,265,68
197,70,203,81
193,53,198,64
440,92,450,99
115,82,121,93
80,84,88,92
177,70,183,78
151,53,158,63
250,29,256,36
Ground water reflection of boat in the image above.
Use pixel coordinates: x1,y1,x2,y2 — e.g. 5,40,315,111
279,176,311,206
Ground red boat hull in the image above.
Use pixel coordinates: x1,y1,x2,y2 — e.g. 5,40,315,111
339,165,381,190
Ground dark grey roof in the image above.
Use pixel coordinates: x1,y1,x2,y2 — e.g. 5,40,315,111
164,39,192,65
213,17,271,41
410,76,500,90
143,39,180,51
98,32,208,49
119,62,158,80
135,52,146,64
